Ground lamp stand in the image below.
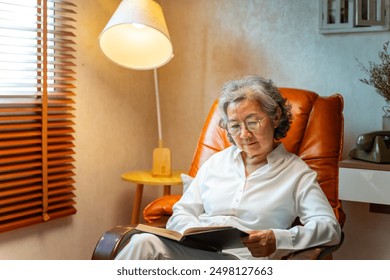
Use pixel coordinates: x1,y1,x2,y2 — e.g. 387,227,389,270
152,68,171,177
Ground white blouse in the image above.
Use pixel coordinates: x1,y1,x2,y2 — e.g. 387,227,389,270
166,144,341,259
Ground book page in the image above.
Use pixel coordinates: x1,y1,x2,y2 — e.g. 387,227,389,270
135,224,182,241
135,224,248,252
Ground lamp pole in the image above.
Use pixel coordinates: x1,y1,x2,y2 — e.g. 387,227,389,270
153,68,163,148
98,0,173,176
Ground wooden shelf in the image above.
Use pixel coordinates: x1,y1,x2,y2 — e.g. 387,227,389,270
339,159,390,171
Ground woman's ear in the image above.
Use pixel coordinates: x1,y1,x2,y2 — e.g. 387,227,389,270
274,107,282,128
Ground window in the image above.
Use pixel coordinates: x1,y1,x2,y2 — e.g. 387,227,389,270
320,0,390,33
0,0,76,232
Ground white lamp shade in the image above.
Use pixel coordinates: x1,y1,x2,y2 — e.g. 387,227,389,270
99,0,173,70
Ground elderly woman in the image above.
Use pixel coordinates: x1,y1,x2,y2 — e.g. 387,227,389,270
116,75,341,260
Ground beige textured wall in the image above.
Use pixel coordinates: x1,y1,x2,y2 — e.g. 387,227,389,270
159,0,390,166
1,0,389,260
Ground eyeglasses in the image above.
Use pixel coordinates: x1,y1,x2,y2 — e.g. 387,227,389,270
226,116,265,136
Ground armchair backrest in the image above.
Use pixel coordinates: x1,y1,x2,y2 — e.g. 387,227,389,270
188,88,345,226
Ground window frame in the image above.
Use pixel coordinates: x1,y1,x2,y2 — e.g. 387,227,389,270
320,0,390,34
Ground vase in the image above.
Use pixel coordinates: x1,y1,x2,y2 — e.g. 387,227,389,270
383,101,390,130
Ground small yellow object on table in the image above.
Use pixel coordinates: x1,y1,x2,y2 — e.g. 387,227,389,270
121,170,184,224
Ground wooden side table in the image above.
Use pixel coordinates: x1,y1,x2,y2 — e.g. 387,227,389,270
121,170,184,224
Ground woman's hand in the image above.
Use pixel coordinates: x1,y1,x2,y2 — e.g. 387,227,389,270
241,230,276,257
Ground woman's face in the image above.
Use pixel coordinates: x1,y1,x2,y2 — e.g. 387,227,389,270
226,99,278,159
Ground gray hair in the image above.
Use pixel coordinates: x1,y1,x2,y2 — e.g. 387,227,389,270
218,75,292,141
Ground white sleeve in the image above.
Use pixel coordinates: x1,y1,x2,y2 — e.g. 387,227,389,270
272,171,341,251
165,165,207,233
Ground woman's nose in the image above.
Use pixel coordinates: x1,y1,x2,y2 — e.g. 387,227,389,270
239,125,252,138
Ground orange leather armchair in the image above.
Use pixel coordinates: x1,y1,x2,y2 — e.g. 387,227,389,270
92,88,345,260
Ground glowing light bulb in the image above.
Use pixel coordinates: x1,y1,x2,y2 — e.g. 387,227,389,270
132,23,145,29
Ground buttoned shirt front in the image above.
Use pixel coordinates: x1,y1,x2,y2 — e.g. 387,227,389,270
166,144,341,259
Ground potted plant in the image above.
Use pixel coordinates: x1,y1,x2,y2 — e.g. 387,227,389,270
357,41,390,130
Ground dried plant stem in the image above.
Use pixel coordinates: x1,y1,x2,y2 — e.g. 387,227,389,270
357,41,390,102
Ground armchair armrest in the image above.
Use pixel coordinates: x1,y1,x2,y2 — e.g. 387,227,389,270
91,225,141,260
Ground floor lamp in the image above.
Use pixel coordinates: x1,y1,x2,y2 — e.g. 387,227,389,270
98,0,173,177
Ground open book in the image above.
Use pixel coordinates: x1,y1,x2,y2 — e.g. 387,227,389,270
135,224,248,252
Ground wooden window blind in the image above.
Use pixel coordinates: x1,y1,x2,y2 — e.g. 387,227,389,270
0,0,77,232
